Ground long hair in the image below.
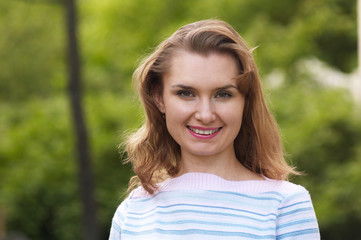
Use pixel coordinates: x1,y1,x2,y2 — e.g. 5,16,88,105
125,19,297,194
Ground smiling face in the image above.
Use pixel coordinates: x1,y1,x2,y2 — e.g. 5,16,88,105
155,51,245,161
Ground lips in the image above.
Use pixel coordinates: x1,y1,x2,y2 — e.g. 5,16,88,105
186,126,222,139
187,126,221,135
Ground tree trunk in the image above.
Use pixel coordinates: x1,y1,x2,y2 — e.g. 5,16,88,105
0,205,5,239
64,0,99,239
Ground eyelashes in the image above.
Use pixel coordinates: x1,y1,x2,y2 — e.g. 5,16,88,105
176,90,195,98
215,92,233,99
176,90,233,99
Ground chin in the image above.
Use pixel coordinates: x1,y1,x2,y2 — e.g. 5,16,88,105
188,149,219,156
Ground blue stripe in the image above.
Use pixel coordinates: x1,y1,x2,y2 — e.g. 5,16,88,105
123,228,275,239
128,203,277,218
125,219,275,232
277,228,319,239
278,207,313,217
133,190,283,204
111,220,121,233
127,208,276,223
277,219,318,230
279,200,311,210
207,190,283,203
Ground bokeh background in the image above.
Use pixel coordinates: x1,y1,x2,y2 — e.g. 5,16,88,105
0,0,360,239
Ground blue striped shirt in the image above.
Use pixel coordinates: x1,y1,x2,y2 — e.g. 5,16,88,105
109,172,320,239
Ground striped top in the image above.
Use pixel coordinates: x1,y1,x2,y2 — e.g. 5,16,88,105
109,172,320,239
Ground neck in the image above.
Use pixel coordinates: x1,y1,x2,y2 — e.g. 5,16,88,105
178,149,262,181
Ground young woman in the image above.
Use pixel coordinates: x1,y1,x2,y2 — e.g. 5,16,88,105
109,19,320,239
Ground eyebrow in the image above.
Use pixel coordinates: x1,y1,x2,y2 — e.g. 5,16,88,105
171,84,196,90
171,84,238,91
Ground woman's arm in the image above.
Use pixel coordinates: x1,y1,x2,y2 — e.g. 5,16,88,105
108,199,130,240
276,187,320,240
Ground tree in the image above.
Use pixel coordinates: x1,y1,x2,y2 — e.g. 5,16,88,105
64,0,99,239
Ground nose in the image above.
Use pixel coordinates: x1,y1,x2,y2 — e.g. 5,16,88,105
195,99,216,124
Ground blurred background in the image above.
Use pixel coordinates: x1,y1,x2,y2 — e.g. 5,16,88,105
0,0,360,239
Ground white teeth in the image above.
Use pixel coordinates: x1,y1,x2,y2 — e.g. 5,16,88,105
189,127,219,135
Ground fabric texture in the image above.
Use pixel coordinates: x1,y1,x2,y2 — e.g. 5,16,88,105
109,172,320,240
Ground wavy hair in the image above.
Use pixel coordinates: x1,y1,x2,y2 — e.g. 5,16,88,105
125,19,297,194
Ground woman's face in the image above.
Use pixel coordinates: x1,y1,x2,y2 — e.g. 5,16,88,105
156,51,245,159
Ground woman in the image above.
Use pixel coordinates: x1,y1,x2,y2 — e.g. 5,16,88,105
109,19,320,239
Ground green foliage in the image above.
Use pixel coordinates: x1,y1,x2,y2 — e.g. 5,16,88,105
0,0,359,239
0,1,65,101
0,96,78,239
0,94,141,239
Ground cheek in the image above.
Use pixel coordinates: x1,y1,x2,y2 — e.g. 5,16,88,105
164,98,194,118
218,102,244,124
164,103,191,138
164,102,192,143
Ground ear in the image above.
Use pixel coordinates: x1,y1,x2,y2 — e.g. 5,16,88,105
153,92,165,113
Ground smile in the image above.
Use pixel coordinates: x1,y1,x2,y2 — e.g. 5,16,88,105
188,126,220,135
187,126,222,139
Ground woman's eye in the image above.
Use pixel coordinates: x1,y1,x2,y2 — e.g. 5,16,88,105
215,92,232,99
176,90,195,98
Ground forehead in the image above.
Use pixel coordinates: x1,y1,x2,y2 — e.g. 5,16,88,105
163,51,240,87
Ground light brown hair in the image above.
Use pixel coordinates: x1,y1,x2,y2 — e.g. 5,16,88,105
125,19,297,194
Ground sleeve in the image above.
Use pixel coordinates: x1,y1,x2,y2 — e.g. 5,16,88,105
108,198,129,240
276,187,320,240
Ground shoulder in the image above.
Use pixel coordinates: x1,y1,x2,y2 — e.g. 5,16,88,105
111,187,148,223
110,188,149,233
109,195,132,239
262,178,310,196
259,178,314,208
271,180,320,239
